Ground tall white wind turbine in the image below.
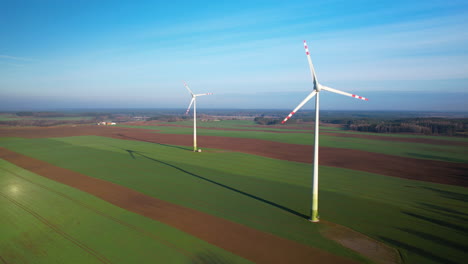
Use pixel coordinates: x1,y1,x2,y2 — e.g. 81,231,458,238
183,81,213,152
282,41,368,222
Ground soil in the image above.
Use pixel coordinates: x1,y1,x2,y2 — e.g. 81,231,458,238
320,132,468,147
125,122,301,133
320,220,401,264
1,125,467,186
2,124,465,262
0,147,357,264
127,122,468,147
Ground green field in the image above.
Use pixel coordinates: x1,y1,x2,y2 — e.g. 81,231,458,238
120,122,468,164
0,159,252,264
1,132,467,264
144,119,468,142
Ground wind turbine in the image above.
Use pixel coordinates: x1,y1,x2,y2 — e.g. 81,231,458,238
183,81,213,152
282,41,368,222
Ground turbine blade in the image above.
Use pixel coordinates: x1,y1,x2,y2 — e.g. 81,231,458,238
183,81,194,96
304,40,319,88
282,90,317,124
321,86,369,101
195,93,213,96
185,98,195,114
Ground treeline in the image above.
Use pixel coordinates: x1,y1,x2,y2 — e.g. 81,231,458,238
253,117,281,125
0,119,96,127
147,115,191,122
15,111,106,118
252,114,468,137
147,114,229,122
345,118,468,136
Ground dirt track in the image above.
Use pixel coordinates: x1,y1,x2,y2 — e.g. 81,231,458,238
0,147,357,264
1,125,467,186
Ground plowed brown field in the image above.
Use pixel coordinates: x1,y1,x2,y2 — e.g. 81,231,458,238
2,124,466,263
0,147,357,264
1,125,465,186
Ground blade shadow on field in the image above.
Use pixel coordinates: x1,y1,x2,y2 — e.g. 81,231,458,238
402,211,468,235
416,186,468,202
378,236,458,264
405,152,465,163
416,202,468,223
397,227,468,252
126,149,136,159
116,133,191,151
189,250,235,264
418,202,468,217
125,148,308,219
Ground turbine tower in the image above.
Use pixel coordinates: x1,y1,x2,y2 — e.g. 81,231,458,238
183,81,213,152
282,41,368,222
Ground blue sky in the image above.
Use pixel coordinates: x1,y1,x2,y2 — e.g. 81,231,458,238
1,0,467,111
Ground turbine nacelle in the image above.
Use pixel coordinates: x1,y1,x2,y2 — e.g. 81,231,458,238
315,83,323,92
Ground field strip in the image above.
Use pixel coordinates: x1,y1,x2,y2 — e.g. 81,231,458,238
1,125,466,186
3,124,466,147
0,147,358,264
125,123,302,133
111,132,468,187
0,192,112,264
0,166,198,262
123,123,468,146
320,132,468,147
320,220,402,264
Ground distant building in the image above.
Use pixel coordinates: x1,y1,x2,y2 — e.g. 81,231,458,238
97,121,116,126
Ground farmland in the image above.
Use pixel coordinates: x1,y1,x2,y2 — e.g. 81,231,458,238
0,159,252,264
1,118,467,264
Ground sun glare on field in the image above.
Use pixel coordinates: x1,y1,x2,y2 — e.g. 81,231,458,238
8,185,20,196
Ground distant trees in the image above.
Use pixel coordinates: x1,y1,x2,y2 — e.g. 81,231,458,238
0,119,94,127
15,112,33,116
147,115,191,122
16,112,69,117
345,118,468,136
253,117,281,125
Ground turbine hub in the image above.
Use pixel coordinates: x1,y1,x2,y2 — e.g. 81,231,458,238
315,83,322,92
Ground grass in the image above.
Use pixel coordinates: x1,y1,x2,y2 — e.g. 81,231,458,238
0,115,22,121
153,119,468,142
165,120,255,128
0,159,253,264
0,136,365,262
318,128,468,141
320,166,468,264
154,119,312,132
1,136,467,264
119,124,468,163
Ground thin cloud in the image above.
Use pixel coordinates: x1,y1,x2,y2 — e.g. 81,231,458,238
0,55,33,61
0,61,24,67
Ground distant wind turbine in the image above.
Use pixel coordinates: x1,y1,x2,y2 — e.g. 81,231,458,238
184,81,213,152
282,41,368,222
